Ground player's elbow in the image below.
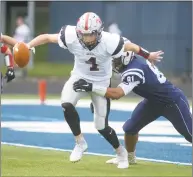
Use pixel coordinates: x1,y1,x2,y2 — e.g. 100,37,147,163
124,42,139,53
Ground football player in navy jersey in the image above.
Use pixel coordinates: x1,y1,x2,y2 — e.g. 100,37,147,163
73,49,192,165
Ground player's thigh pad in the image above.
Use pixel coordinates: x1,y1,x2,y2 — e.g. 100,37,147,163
91,94,110,130
123,99,162,134
61,75,88,106
91,79,111,130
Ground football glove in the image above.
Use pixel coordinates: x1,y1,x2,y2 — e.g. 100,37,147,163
26,43,36,54
6,67,15,83
73,79,92,92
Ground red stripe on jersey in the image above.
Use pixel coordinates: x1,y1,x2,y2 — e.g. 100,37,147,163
85,13,90,30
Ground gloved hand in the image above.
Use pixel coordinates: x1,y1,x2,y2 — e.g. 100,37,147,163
26,44,36,54
6,67,15,82
73,79,92,92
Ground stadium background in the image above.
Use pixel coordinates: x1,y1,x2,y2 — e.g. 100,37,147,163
0,2,192,176
0,1,192,98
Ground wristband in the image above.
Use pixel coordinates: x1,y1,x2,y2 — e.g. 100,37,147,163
138,47,150,59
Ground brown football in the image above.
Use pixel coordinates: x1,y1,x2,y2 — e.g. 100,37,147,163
13,42,30,68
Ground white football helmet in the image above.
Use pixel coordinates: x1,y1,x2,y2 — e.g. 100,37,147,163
113,51,135,73
76,12,104,50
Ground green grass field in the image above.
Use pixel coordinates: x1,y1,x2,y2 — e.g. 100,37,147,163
1,61,73,78
2,145,192,177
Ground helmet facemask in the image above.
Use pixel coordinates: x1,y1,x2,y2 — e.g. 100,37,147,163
113,51,135,73
112,57,126,74
76,25,103,50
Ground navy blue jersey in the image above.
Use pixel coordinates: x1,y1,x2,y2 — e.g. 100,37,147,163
120,57,182,104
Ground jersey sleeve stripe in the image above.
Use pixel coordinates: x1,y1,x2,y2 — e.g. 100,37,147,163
112,36,124,56
121,68,144,77
60,25,67,48
123,71,143,79
122,71,145,83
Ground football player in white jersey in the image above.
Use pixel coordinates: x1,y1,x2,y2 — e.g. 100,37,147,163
24,12,163,169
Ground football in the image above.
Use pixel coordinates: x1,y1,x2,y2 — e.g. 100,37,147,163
13,42,30,68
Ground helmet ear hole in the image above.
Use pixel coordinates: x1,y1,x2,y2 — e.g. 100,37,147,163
122,56,128,66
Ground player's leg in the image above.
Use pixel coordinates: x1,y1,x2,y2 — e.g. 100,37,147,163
163,94,192,143
61,75,88,162
91,93,128,169
123,100,163,163
107,99,163,165
124,133,139,164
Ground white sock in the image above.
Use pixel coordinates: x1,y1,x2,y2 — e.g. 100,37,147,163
116,145,124,154
128,151,135,157
76,136,86,144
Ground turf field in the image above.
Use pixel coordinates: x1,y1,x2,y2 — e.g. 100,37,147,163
1,98,192,176
2,145,192,177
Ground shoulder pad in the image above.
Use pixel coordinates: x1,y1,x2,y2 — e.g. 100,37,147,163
58,25,77,48
65,25,77,44
123,37,131,44
103,32,124,58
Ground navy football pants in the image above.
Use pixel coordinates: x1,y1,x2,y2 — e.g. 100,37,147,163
123,93,192,143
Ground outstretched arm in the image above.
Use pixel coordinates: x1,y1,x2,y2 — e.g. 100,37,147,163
0,34,17,46
1,44,14,67
104,87,125,99
124,42,164,62
27,34,58,48
73,79,139,100
0,44,15,82
92,81,139,100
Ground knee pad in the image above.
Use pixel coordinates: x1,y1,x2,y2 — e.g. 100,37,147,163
98,126,120,149
123,120,138,135
61,102,75,111
61,102,81,136
98,126,112,135
61,102,77,120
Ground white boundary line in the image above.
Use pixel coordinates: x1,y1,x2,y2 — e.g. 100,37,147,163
1,99,192,166
2,142,191,166
1,99,138,111
2,99,192,112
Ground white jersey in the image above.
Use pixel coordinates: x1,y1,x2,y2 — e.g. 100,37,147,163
58,25,124,81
